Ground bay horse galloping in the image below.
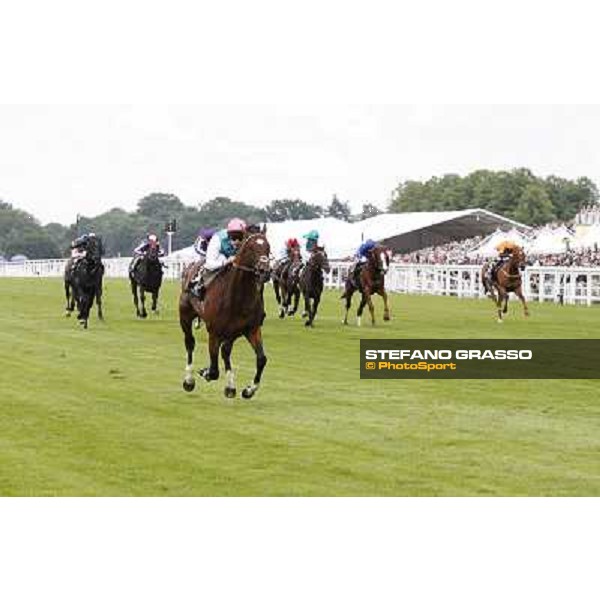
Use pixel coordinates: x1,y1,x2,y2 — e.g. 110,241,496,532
482,246,529,322
299,246,330,327
179,233,271,399
275,247,303,318
342,245,391,326
129,241,163,318
69,238,105,329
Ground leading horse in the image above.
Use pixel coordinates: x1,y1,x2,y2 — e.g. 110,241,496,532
342,245,391,326
129,241,163,318
179,232,271,398
482,247,529,322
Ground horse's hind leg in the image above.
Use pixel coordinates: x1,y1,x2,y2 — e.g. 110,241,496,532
64,282,73,317
342,286,354,325
515,286,529,318
96,283,104,321
221,339,236,398
131,280,141,318
503,294,509,314
364,289,376,326
292,289,300,315
140,288,148,319
357,295,368,327
180,307,196,392
496,289,505,323
242,327,267,400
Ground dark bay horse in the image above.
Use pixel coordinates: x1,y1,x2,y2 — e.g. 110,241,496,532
68,239,105,329
179,232,271,399
482,247,529,322
342,245,391,326
129,241,163,318
275,247,303,318
299,246,330,327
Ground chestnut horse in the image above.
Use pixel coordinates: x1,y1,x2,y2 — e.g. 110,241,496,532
179,232,271,399
342,245,391,326
482,247,529,322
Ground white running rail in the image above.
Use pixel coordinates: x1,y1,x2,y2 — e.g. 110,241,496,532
3,258,600,305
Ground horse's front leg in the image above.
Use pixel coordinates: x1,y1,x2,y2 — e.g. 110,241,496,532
199,332,220,382
242,327,267,399
180,307,197,392
292,288,300,315
342,284,354,325
140,288,148,319
151,291,159,314
381,289,391,321
306,293,321,327
221,339,236,398
65,282,73,317
515,285,529,318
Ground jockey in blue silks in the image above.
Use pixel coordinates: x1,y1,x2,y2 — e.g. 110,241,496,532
351,238,377,284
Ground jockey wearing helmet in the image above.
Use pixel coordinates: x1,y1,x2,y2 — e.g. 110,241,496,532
70,232,103,265
489,239,522,282
131,233,164,272
350,238,377,285
194,227,217,257
190,218,247,299
302,229,320,260
277,237,301,263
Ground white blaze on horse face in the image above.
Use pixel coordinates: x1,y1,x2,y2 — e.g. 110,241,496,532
255,239,265,245
380,251,388,273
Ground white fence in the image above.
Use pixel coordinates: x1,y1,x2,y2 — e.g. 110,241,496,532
3,258,600,306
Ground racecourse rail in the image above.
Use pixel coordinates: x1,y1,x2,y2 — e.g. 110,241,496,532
2,258,600,305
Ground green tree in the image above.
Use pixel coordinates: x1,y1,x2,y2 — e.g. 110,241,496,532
513,183,556,225
264,199,323,222
359,203,382,220
326,195,351,221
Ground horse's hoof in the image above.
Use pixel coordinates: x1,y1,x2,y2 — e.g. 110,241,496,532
279,310,285,319
65,311,71,318
497,318,503,324
241,387,256,399
183,379,196,392
224,387,236,399
198,368,217,382
301,311,308,318
383,316,390,321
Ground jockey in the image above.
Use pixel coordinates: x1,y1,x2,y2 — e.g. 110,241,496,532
350,238,377,283
490,240,521,281
191,218,247,299
277,237,301,263
302,229,320,259
194,227,217,257
131,233,164,271
71,232,102,261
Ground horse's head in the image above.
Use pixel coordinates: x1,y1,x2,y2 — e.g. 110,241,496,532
368,245,390,275
146,240,160,262
235,232,271,284
310,246,330,273
511,247,527,271
290,246,302,264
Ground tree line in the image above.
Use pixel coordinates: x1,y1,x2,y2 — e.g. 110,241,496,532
1,168,597,259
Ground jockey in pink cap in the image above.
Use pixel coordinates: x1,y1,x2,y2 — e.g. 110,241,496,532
191,218,247,299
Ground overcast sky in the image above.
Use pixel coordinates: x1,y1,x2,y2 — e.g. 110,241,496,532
1,104,600,225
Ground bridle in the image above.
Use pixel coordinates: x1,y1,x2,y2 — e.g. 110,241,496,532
232,233,271,279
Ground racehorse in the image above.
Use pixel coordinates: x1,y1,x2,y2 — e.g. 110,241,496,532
482,246,529,322
68,237,105,329
274,246,303,318
299,246,330,327
129,240,163,318
342,245,391,327
179,232,271,399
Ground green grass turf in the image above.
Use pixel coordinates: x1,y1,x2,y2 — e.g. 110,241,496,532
0,277,599,496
